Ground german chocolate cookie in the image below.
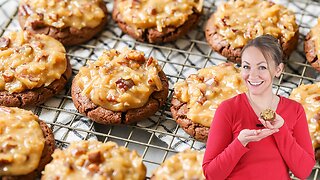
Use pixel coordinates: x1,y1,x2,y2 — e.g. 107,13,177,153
304,18,320,72
260,108,276,122
151,150,204,180
42,140,146,180
171,63,247,142
205,0,299,63
18,0,108,46
289,82,320,160
112,0,203,43
0,31,71,107
0,106,55,180
71,48,168,125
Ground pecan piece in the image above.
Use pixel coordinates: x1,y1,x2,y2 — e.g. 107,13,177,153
146,57,155,66
125,51,145,62
2,70,14,83
0,154,13,165
71,147,87,156
0,37,10,50
3,142,17,151
116,78,135,92
197,96,207,105
197,89,207,105
31,20,46,30
20,45,33,56
19,4,33,16
147,8,157,15
88,151,102,164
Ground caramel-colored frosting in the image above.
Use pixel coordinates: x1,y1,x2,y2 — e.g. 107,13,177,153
20,0,106,29
0,31,67,93
260,108,275,121
213,0,298,48
41,140,146,180
311,18,320,61
173,63,247,127
76,48,163,111
117,0,203,32
0,106,45,176
289,82,320,149
152,150,204,180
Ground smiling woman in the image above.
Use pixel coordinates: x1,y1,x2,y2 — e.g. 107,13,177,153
202,35,315,180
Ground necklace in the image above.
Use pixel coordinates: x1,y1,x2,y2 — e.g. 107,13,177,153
247,93,275,116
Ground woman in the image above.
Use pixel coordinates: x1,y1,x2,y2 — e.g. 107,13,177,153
202,35,315,179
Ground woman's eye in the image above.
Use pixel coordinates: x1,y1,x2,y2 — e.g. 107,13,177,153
242,65,249,69
259,66,267,70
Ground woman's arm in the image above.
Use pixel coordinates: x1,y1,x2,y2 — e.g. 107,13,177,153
272,104,315,179
202,102,249,180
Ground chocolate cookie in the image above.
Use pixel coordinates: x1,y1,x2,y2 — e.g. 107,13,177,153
260,108,276,121
289,82,320,160
0,107,55,180
42,140,146,180
205,0,299,63
304,19,320,72
18,0,108,46
0,31,72,107
171,98,209,142
112,0,203,43
71,48,168,125
171,63,247,142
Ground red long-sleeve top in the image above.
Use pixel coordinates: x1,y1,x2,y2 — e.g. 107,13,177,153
202,93,315,180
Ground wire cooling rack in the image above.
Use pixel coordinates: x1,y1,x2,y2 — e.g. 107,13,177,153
1,0,320,179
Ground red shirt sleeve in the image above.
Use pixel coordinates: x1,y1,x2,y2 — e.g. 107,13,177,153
202,101,249,180
273,104,315,179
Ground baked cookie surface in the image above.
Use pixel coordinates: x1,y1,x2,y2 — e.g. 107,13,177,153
260,108,276,122
205,0,299,63
0,106,54,180
0,31,71,107
289,82,320,160
112,0,203,43
304,18,320,72
151,150,204,180
41,140,146,180
71,48,168,124
18,0,108,46
171,63,247,141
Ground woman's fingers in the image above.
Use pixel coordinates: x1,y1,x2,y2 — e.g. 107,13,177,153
245,129,279,142
238,128,279,146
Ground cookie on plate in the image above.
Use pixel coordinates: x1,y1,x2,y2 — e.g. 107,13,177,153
289,82,320,160
151,150,205,180
304,18,320,72
41,140,146,180
0,106,55,180
171,63,247,142
112,0,203,43
71,48,168,125
0,31,71,107
205,0,299,63
18,0,108,46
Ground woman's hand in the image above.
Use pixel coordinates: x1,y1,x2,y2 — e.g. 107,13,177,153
259,113,284,130
238,128,279,147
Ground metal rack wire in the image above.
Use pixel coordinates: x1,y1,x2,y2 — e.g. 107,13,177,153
0,0,319,179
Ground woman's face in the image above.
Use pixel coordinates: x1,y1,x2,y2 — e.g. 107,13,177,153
240,46,283,96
